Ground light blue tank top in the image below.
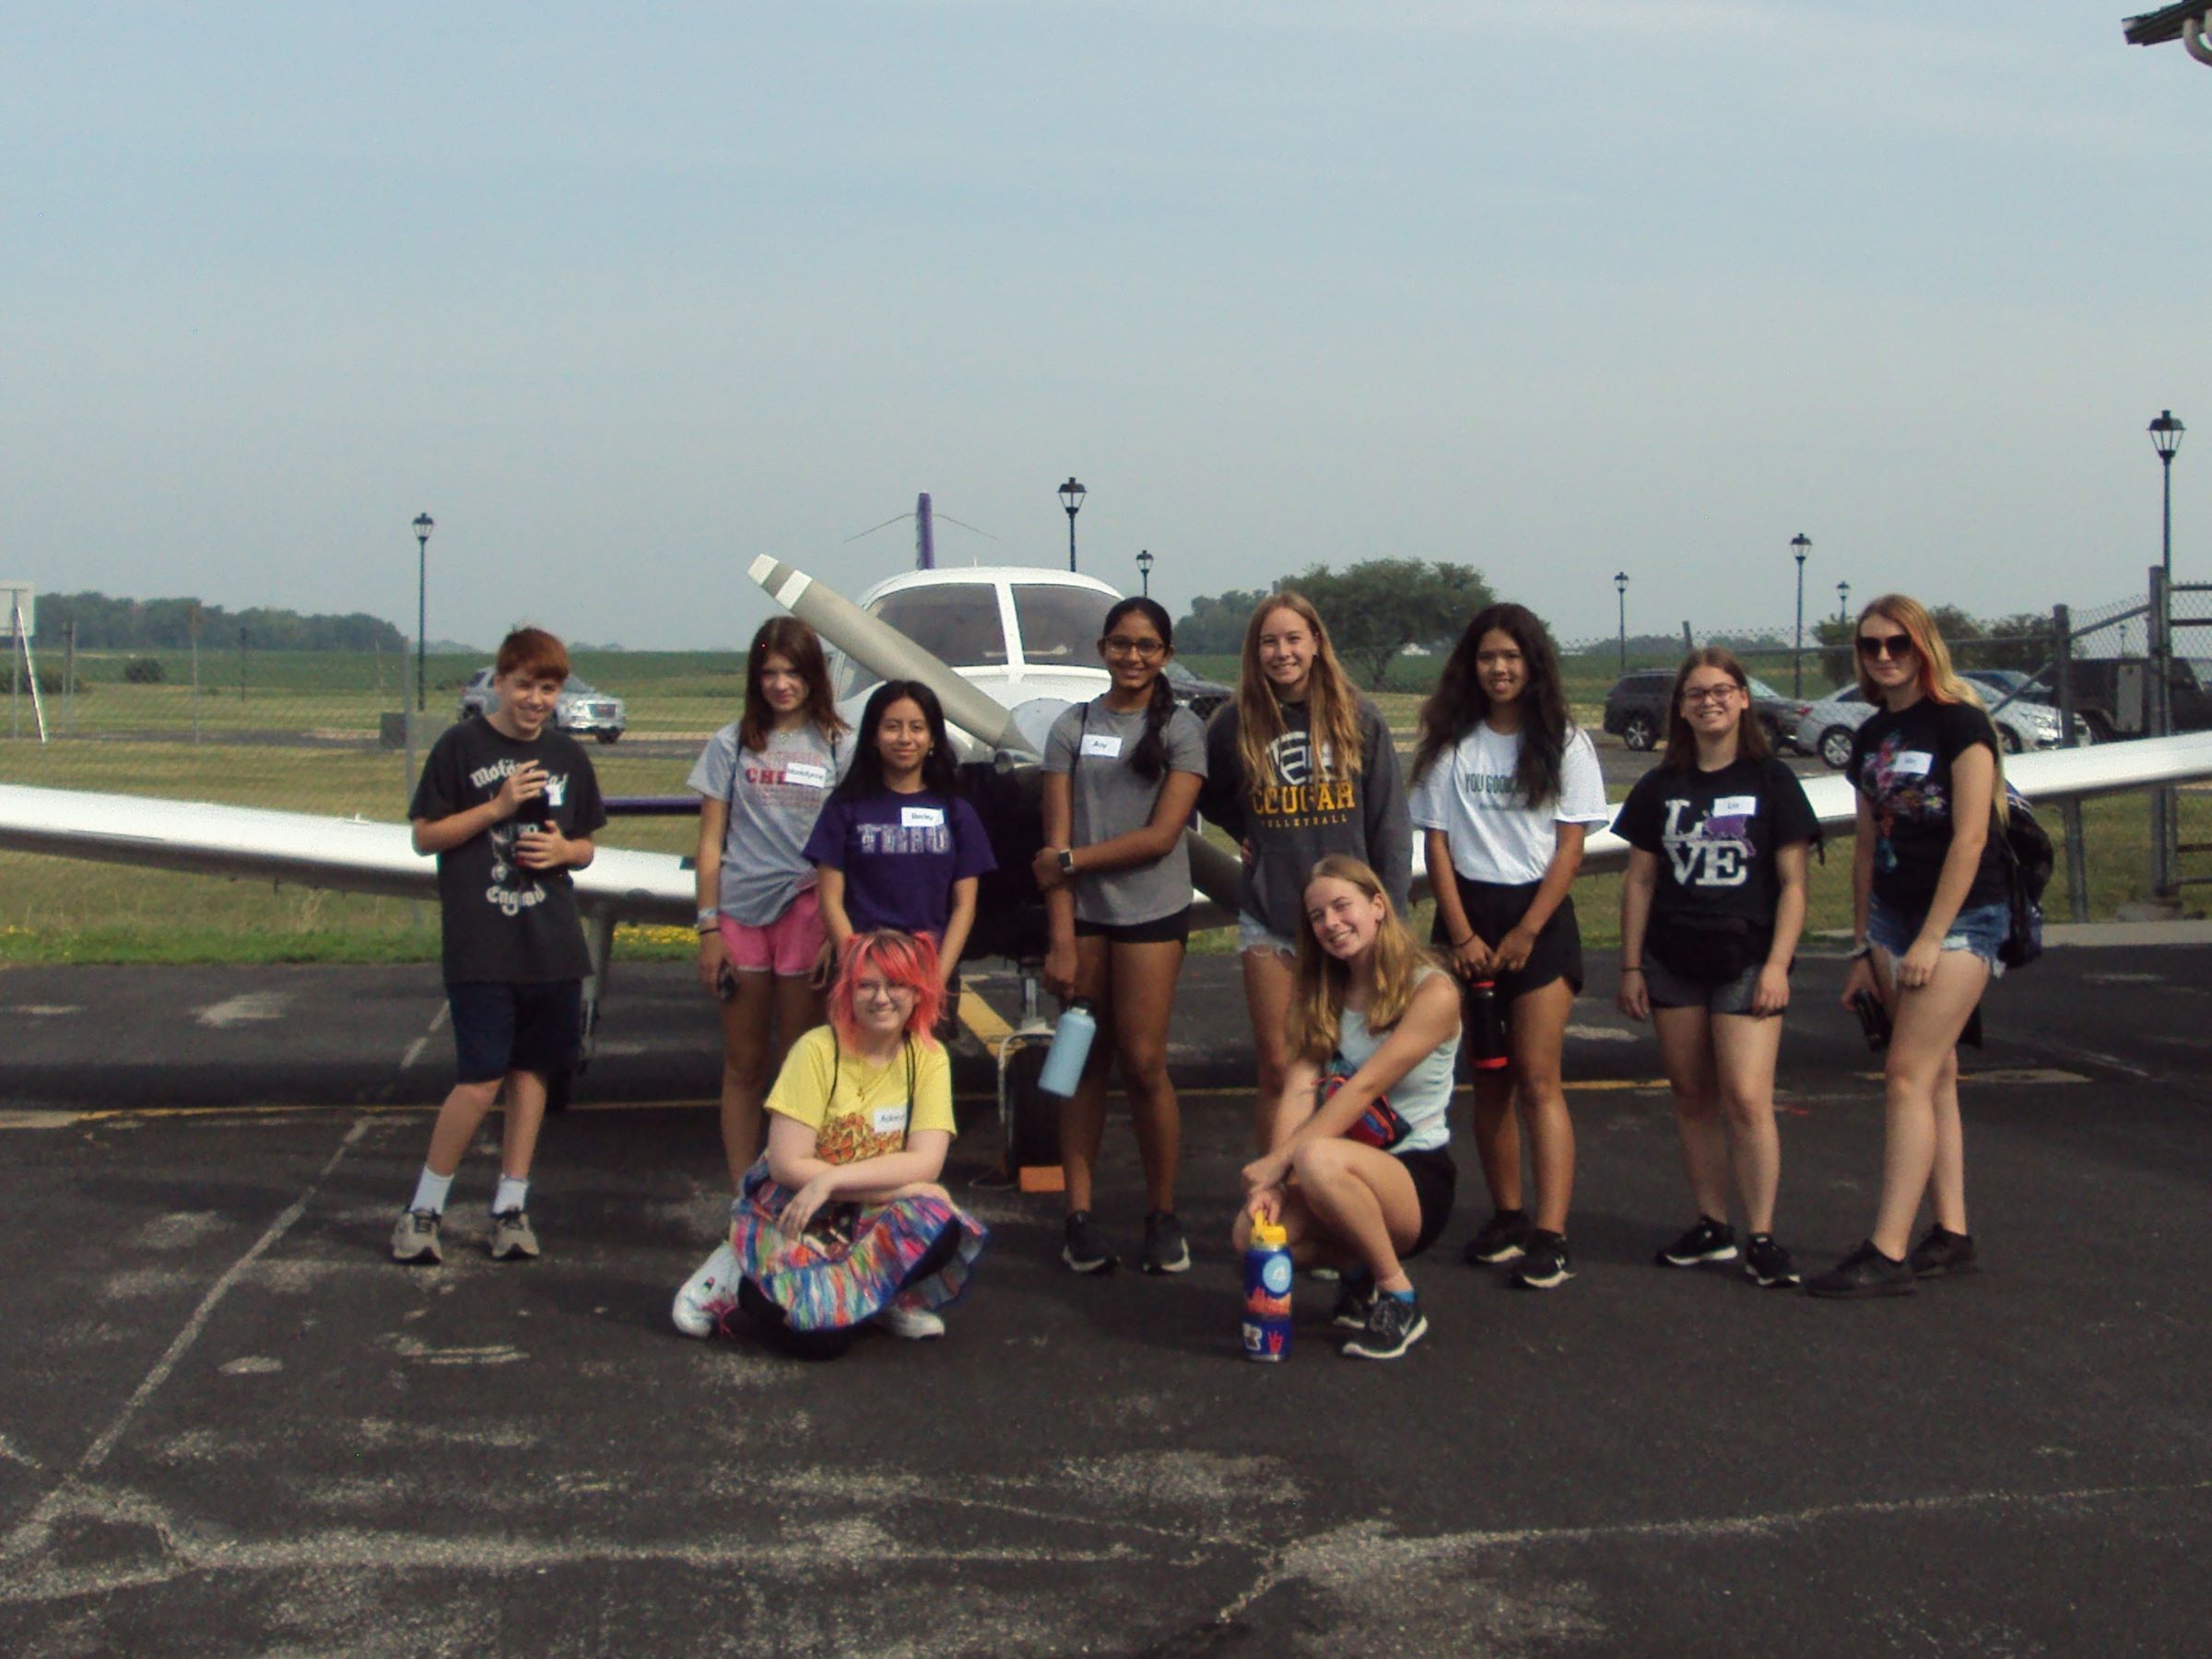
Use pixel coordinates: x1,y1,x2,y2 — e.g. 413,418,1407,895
1332,968,1456,1155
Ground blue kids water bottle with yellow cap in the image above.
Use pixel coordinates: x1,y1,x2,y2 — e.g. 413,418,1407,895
1241,1214,1294,1362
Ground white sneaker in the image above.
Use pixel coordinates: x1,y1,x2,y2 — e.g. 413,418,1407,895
875,1300,946,1340
671,1241,741,1338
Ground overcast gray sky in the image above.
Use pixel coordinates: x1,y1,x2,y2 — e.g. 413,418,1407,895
6,2,2206,652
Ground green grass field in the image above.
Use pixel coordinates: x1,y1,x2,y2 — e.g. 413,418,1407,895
2,708,2188,962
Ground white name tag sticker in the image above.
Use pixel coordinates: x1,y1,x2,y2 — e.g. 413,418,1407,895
900,806,945,829
1890,750,1935,778
1711,795,1759,818
1079,733,1124,759
782,761,830,788
869,1102,909,1136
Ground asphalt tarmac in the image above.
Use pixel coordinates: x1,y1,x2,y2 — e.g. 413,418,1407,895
2,939,2209,1655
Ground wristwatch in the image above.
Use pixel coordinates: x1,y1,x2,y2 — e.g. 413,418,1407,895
1056,849,1077,877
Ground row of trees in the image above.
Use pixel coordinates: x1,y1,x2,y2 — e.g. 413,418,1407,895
34,593,406,653
1174,560,1496,689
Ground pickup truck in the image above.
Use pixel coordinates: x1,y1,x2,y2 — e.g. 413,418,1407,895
2058,657,2212,743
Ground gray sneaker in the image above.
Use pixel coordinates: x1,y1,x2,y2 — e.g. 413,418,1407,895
391,1208,442,1265
488,1208,540,1261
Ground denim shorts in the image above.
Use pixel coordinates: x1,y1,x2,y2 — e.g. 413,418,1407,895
1237,911,1301,959
1866,895,2008,980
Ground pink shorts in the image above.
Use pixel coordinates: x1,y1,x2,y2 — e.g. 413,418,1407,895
718,888,826,978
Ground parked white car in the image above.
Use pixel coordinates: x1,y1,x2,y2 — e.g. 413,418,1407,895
457,668,628,742
1797,685,2063,771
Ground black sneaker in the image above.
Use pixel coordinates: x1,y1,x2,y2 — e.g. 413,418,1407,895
1062,1210,1115,1276
1342,1292,1428,1359
1463,1208,1533,1266
1511,1230,1574,1289
1908,1224,1978,1279
1331,1273,1379,1330
1806,1240,1915,1299
1656,1216,1738,1268
1140,1210,1192,1275
1740,1232,1801,1288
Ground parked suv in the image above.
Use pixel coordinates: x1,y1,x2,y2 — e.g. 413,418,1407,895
457,668,628,743
1602,669,1806,753
1163,660,1233,719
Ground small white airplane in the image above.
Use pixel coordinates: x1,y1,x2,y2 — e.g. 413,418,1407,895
6,552,2212,1091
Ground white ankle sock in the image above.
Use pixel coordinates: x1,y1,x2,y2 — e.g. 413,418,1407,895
492,1176,530,1216
409,1167,454,1215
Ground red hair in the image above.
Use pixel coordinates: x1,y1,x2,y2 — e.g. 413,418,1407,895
495,626,571,684
826,931,945,1046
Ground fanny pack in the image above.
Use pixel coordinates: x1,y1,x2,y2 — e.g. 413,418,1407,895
1647,914,1764,986
1322,1069,1408,1150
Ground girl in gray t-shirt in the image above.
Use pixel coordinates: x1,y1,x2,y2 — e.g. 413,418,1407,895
686,618,851,1192
1033,597,1209,1280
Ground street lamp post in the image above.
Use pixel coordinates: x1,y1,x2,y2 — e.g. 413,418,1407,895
1837,579,1851,626
1790,533,1812,698
1614,571,1630,671
2151,411,2185,580
413,513,435,714
1135,547,1154,598
1058,477,1085,573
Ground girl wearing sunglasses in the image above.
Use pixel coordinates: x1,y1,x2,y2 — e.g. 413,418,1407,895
1807,596,2009,1299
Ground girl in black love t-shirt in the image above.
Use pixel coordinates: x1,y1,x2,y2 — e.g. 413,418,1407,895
1617,649,1819,1290
1806,595,2010,1300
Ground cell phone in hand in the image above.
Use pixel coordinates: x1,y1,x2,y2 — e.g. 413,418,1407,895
715,963,739,1003
1851,989,1891,1053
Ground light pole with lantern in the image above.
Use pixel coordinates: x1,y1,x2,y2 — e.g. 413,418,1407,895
1790,533,1811,698
413,512,435,715
1836,579,1851,626
2148,412,2186,896
1135,547,1154,598
1614,571,1630,670
1059,477,1085,573
2151,411,2184,580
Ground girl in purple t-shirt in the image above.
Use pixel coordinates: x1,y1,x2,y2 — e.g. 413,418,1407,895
805,680,995,991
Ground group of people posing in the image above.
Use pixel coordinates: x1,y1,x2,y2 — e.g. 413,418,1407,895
390,585,2017,1360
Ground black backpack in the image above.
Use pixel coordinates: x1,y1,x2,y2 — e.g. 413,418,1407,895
1994,785,2053,971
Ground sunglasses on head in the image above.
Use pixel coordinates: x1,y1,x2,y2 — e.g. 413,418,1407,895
1856,632,1915,661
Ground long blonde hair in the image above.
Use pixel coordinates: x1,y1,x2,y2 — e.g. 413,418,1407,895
1854,593,2006,818
1285,856,1438,1064
1233,592,1366,792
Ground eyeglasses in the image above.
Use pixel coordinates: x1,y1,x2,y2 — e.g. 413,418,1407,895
1680,685,1741,706
852,978,918,1004
1856,633,1915,661
1102,636,1166,658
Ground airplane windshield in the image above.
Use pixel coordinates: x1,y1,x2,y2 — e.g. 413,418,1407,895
869,587,1010,669
1010,585,1117,665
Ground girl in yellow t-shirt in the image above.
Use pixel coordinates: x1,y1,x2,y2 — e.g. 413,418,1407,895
670,931,988,1356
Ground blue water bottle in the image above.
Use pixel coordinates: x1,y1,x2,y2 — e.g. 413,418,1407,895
1241,1214,1293,1362
1037,999,1097,1098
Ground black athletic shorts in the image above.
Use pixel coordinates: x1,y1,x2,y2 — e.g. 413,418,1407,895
447,980,583,1084
1432,877,1584,1001
1074,908,1192,946
1397,1146,1458,1259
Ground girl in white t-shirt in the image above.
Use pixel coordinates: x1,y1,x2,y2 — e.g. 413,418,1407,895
687,618,850,1189
1409,603,1611,1291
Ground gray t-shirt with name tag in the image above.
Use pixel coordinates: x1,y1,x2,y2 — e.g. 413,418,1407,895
1043,700,1208,926
687,720,853,926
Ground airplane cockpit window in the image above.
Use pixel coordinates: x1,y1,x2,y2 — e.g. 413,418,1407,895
869,587,1009,670
1010,585,1117,664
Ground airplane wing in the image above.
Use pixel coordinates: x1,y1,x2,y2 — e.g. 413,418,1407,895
0,784,695,922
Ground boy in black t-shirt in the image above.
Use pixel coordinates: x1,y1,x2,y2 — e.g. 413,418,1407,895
390,627,608,1265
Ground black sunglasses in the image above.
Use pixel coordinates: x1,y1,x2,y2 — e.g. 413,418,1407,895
1855,633,1915,661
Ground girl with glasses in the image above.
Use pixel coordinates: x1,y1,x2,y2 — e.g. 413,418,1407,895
1032,597,1209,1277
1410,603,1612,1290
1807,595,2008,1298
671,930,988,1355
1199,593,1412,1155
684,618,853,1194
1615,649,1820,1288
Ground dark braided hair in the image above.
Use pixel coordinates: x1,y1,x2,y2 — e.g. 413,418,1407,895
1100,596,1179,782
